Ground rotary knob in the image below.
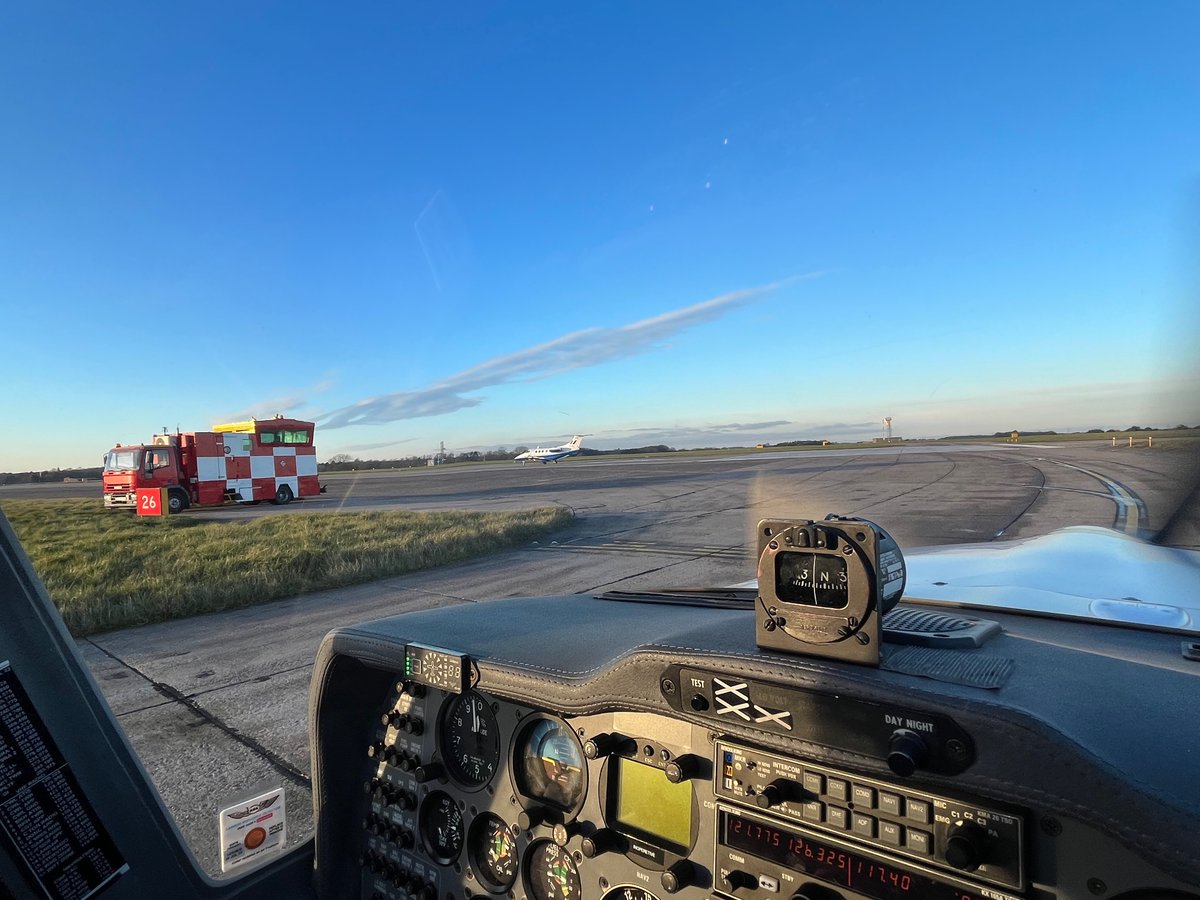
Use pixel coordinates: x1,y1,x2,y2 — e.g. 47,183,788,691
413,762,445,783
660,861,695,894
584,732,629,758
665,754,705,783
887,729,929,777
722,870,758,893
755,778,802,809
944,821,988,871
580,828,622,858
517,807,549,830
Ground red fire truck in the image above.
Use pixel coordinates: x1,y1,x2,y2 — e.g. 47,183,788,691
102,416,322,513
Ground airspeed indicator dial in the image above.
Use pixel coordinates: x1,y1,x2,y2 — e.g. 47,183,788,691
440,690,501,788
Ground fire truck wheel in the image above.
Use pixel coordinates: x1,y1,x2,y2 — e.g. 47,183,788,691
272,485,294,506
166,490,189,514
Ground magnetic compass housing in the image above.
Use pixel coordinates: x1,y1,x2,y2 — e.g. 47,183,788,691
755,516,905,667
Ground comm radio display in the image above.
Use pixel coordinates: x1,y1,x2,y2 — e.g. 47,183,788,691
722,812,988,900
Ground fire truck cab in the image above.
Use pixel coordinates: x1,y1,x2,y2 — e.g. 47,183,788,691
102,416,321,513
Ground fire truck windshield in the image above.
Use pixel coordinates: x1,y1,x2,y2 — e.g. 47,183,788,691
103,449,141,472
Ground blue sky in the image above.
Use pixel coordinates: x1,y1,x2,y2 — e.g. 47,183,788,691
2,3,1198,470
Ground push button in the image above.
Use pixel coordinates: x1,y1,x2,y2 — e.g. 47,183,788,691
825,778,849,802
852,813,877,838
906,829,932,855
879,792,903,817
879,821,904,847
802,801,824,823
803,772,825,795
907,799,931,824
826,807,850,830
852,785,877,809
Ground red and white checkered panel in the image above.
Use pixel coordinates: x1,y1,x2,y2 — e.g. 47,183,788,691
181,430,320,504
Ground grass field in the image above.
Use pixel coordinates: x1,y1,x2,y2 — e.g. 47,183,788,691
1,500,572,637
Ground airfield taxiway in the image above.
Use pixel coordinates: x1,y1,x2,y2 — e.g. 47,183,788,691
6,442,1196,874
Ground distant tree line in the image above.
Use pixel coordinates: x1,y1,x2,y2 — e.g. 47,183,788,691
934,425,1200,441
0,466,103,485
319,444,677,471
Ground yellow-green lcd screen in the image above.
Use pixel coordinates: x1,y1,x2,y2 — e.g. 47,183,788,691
613,757,693,849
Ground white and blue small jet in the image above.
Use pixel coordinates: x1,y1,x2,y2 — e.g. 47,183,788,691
513,435,586,465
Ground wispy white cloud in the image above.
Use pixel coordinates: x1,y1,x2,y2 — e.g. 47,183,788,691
219,377,337,423
317,275,822,430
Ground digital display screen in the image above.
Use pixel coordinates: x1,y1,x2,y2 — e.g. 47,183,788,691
612,758,692,851
723,813,987,900
775,552,849,608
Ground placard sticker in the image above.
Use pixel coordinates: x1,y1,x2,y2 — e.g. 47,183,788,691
219,788,285,872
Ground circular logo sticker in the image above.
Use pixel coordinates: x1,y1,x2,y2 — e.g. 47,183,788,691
244,827,267,850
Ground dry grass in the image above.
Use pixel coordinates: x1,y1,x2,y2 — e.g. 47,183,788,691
1,499,572,636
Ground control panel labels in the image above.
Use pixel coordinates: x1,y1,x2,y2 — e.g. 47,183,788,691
0,662,128,900
219,787,287,872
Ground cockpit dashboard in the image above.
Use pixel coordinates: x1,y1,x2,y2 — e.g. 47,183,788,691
309,592,1200,900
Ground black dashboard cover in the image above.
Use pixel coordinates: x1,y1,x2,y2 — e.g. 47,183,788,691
309,594,1200,894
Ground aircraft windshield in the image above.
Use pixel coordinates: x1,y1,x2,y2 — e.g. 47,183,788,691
0,2,1197,880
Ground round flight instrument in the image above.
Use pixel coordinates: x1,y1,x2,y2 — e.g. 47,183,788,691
514,717,586,812
525,840,581,900
419,791,465,865
439,690,501,788
601,888,661,900
468,813,519,892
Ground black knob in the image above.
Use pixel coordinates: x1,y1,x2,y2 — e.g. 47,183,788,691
944,821,988,871
665,754,705,783
408,682,427,698
722,870,758,893
580,828,622,858
417,883,437,900
367,741,385,759
395,829,414,849
660,861,695,894
398,753,416,772
414,762,445,783
583,732,624,759
887,729,929,777
406,717,425,736
755,778,800,809
517,807,548,830
384,711,407,730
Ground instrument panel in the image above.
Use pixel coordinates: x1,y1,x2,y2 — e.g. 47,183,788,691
310,595,1200,900
356,679,1024,900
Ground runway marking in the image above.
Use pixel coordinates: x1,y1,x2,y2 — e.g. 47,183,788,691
1034,459,1147,535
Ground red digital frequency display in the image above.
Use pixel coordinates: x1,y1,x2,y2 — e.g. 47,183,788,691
722,813,988,900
